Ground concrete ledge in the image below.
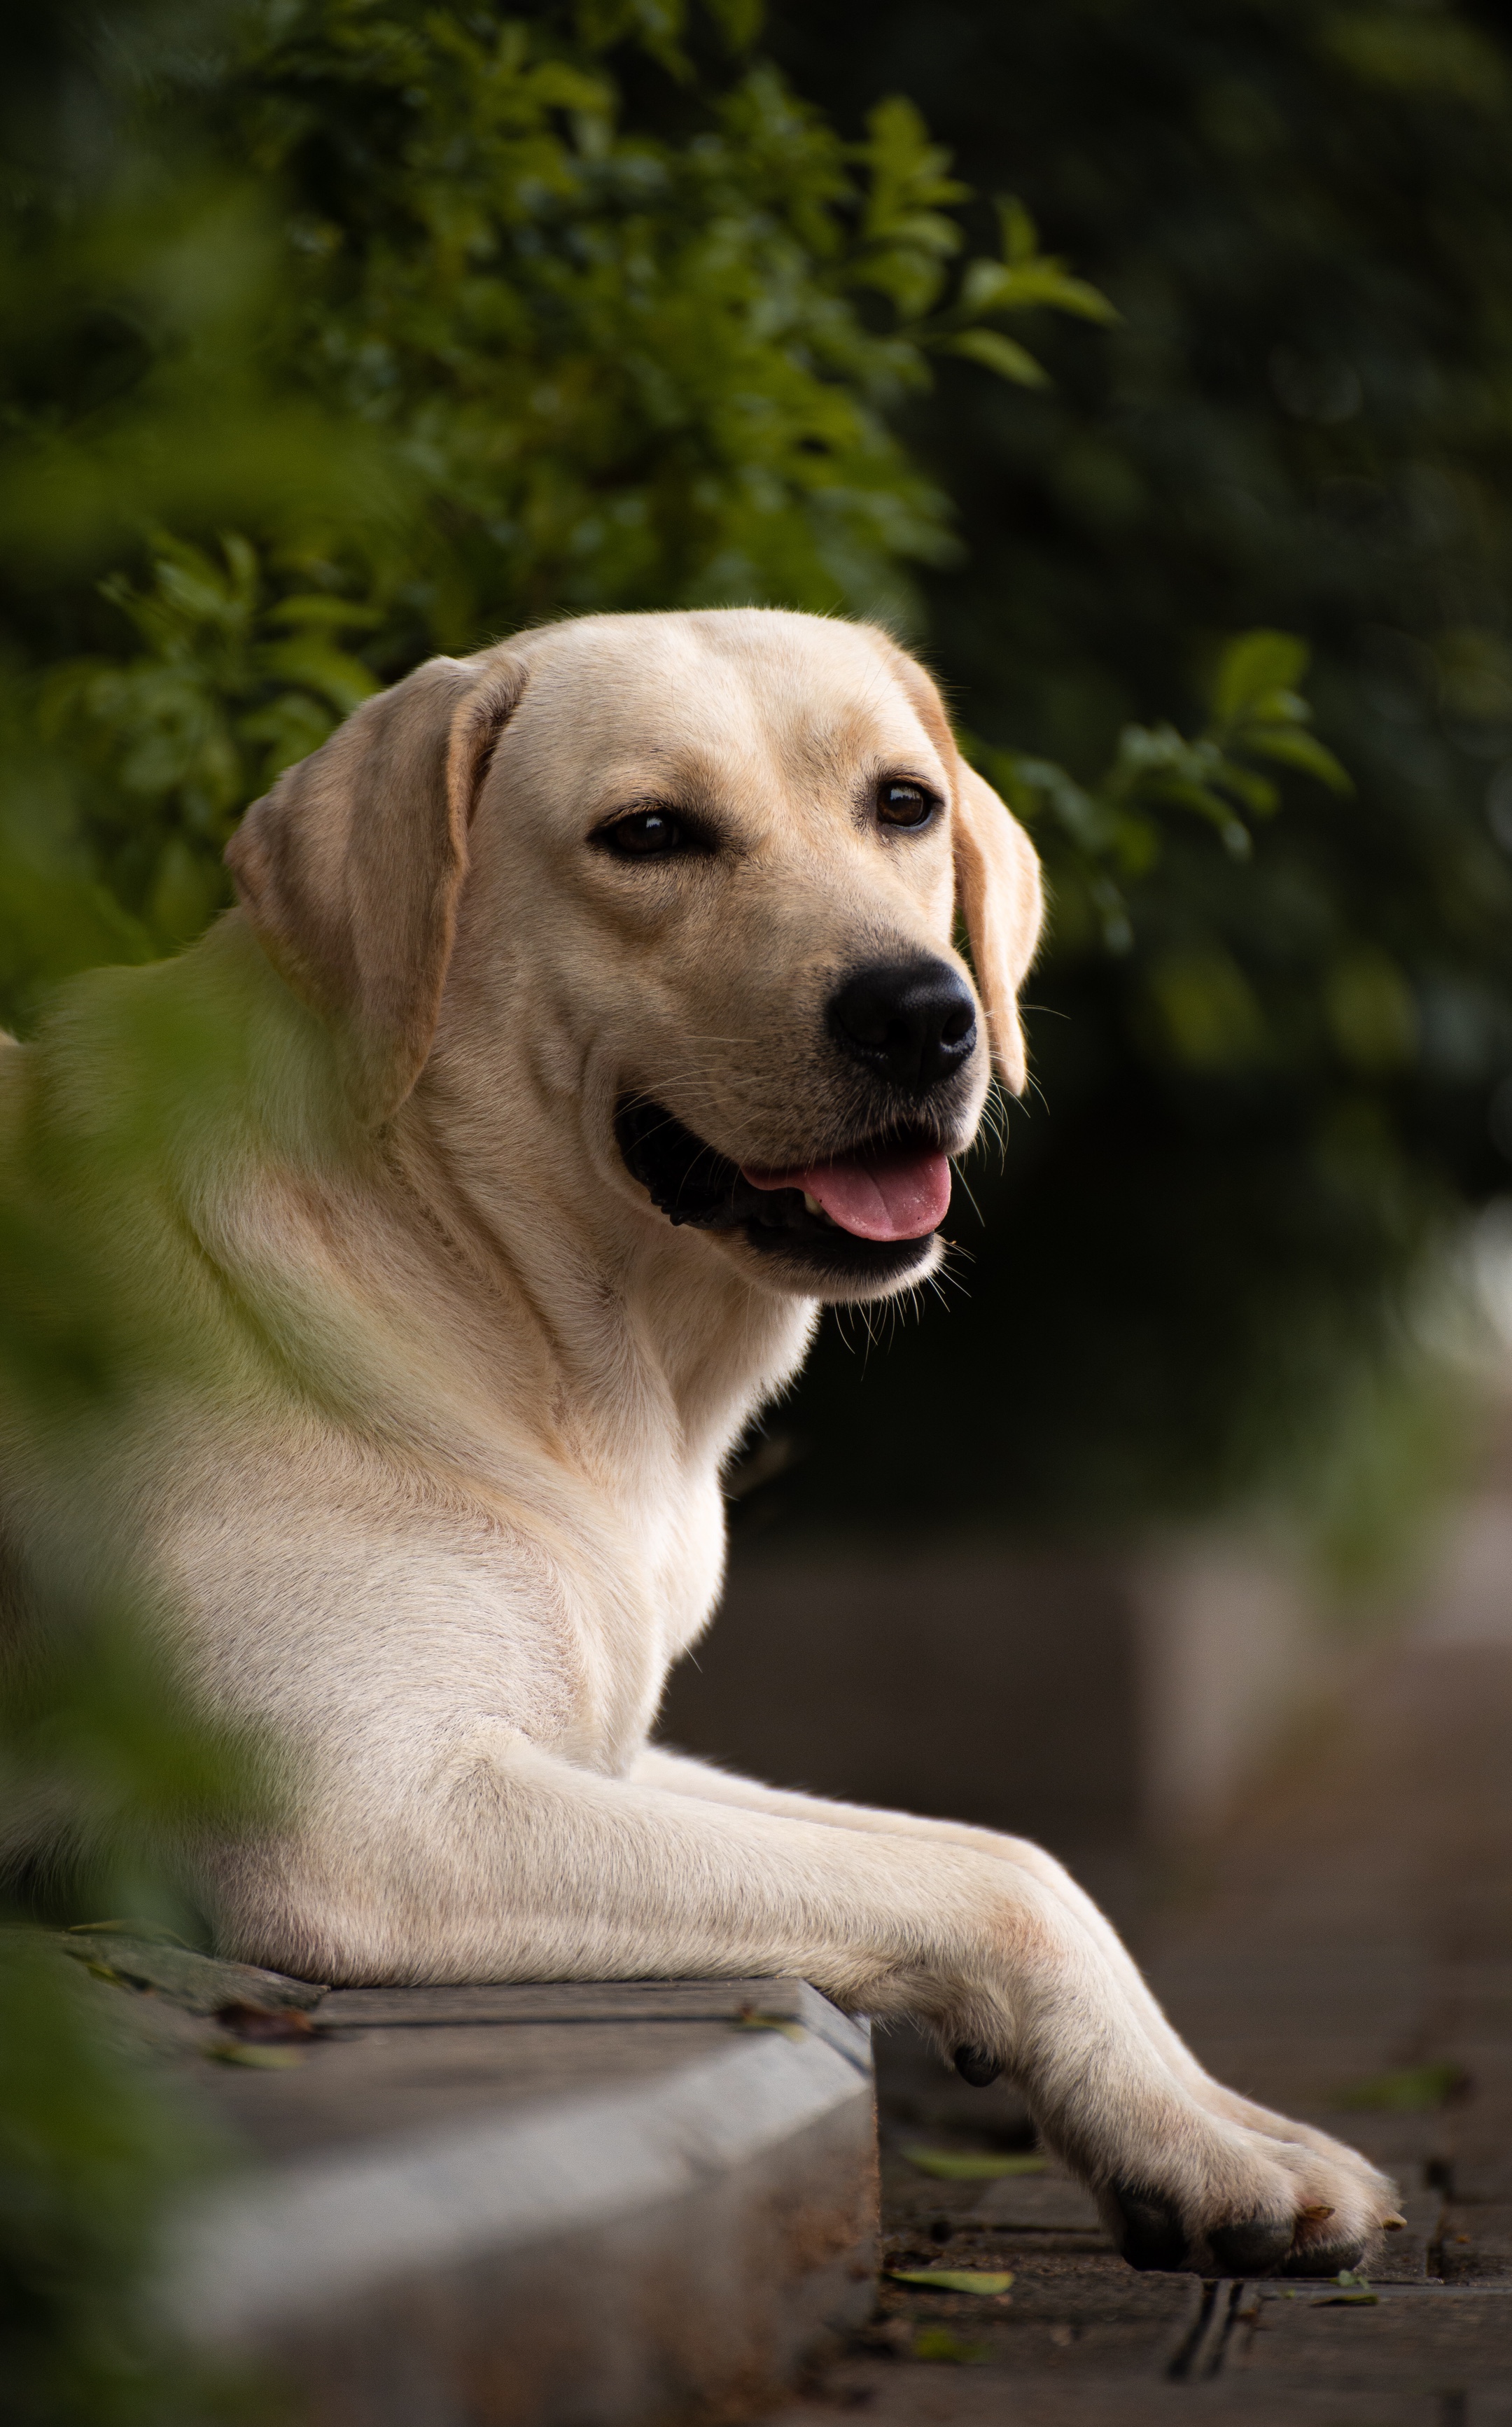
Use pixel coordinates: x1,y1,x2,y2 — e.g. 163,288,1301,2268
150,1973,876,2426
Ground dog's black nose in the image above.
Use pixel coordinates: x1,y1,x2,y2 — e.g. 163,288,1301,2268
828,958,978,1091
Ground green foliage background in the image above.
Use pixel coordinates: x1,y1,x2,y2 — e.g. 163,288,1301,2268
0,0,1105,995
6,0,1490,1541
773,0,1512,1532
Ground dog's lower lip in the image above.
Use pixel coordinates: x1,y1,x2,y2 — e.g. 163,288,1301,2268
612,1098,950,1269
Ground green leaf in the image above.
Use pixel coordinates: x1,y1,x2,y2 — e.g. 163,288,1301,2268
904,2144,1047,2179
1135,771,1252,848
941,329,1049,387
1326,949,1418,1071
1240,726,1354,794
997,193,1037,264
1323,13,1509,108
959,258,1116,321
889,2269,1014,2295
1210,757,1280,818
255,638,382,716
858,95,968,268
1147,949,1268,1070
734,2009,805,2040
264,595,384,633
204,2039,308,2069
1235,686,1311,727
1337,2061,1465,2112
1212,630,1310,722
701,0,764,49
1033,272,1121,323
958,258,1017,315
913,2327,992,2363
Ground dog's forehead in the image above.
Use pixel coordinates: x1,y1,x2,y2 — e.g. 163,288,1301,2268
514,613,943,797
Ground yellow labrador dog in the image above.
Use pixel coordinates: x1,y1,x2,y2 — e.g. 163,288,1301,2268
1,608,1396,2275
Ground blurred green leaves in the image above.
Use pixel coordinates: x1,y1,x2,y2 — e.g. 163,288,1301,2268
0,1935,228,2427
1,975,277,2424
1320,8,1511,107
976,630,1350,960
0,0,1114,1023
43,535,382,945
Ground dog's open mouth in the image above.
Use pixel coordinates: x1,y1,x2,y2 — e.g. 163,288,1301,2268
615,1099,951,1280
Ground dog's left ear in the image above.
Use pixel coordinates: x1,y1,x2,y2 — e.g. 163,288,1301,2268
226,649,527,1125
872,634,1044,1095
951,759,1044,1096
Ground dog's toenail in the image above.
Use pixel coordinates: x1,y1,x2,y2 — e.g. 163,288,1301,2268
1382,2211,1407,2230
1300,2203,1335,2221
952,2043,1001,2087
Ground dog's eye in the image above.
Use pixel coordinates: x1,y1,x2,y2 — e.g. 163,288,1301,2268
601,809,688,858
877,781,937,832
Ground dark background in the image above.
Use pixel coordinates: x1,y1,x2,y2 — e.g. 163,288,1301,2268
764,0,1512,1536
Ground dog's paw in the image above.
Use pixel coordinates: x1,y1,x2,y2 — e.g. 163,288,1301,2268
1097,2121,1399,2277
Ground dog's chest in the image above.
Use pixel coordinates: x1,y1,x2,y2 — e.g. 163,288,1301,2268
570,1469,726,1767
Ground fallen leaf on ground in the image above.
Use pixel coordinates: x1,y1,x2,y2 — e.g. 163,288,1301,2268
1311,2268,1378,2306
903,2145,1046,2180
733,2008,804,2041
913,2327,991,2364
204,2039,308,2069
1336,2061,1466,2111
888,2269,1014,2295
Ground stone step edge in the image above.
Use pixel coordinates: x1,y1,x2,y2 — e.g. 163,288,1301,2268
157,2016,873,2346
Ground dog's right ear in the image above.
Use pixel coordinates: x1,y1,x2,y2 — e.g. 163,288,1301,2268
867,628,1044,1096
226,649,527,1126
951,760,1044,1097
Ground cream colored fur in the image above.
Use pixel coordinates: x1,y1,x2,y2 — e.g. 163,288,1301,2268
0,609,1395,2272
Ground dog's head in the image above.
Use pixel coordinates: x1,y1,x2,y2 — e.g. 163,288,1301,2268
226,610,1041,1303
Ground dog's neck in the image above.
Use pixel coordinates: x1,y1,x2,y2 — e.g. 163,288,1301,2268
188,916,812,1541
387,1032,817,1504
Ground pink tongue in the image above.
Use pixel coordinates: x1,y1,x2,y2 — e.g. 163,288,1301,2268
741,1149,952,1242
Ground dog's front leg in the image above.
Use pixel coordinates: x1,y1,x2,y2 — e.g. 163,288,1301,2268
627,1744,1399,2274
277,1734,1397,2277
